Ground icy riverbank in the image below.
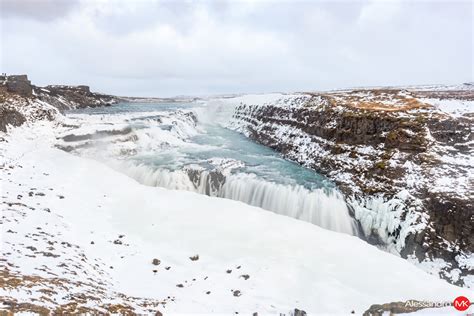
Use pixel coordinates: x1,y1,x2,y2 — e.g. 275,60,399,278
2,121,473,314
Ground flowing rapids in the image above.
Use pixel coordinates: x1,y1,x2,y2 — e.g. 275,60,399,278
66,101,360,236
119,163,356,234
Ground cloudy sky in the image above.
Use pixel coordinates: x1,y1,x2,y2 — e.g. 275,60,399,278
1,0,472,97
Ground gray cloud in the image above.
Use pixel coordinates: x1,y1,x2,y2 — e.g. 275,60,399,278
0,0,79,21
1,0,472,97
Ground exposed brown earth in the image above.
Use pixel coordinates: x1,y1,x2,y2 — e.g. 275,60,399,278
0,264,164,315
363,299,452,316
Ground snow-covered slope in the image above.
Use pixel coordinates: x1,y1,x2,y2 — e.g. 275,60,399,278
2,122,473,314
220,88,473,288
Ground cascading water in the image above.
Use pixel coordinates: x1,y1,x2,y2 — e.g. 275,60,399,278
221,174,355,234
66,100,359,237
116,162,357,235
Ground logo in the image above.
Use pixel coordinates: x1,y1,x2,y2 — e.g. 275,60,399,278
453,296,471,312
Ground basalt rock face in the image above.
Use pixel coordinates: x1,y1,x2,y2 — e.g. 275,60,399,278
227,87,474,287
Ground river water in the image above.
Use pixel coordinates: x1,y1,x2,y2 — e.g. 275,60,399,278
66,101,358,235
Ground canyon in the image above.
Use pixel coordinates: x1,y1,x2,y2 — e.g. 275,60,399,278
1,76,472,314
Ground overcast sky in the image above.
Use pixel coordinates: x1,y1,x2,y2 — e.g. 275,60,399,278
1,0,472,97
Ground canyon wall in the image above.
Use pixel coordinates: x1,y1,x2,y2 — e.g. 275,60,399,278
227,87,473,287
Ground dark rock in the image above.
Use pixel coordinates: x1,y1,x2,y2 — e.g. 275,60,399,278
1,75,121,131
42,85,121,110
61,127,132,142
231,91,474,286
5,75,32,96
240,274,250,280
0,107,26,132
185,168,225,194
76,85,90,93
152,258,161,265
363,300,440,316
293,309,307,316
189,255,199,261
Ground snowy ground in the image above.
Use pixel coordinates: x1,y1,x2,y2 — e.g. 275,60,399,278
1,118,473,314
223,88,474,288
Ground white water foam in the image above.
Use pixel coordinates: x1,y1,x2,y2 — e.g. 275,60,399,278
117,162,357,236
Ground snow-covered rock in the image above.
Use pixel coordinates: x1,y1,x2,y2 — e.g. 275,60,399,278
223,87,474,288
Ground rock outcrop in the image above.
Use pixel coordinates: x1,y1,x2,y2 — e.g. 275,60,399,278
0,107,26,133
1,75,33,96
0,74,122,132
37,85,119,111
363,300,451,316
227,86,473,287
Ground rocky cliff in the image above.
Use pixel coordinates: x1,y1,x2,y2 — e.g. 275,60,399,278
0,75,121,132
36,84,119,111
227,86,473,287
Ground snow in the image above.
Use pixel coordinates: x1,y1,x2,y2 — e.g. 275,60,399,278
406,83,474,91
420,98,474,117
221,93,301,107
223,90,473,289
349,191,427,253
2,122,473,314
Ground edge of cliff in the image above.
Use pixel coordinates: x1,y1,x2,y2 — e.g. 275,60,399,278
224,85,473,288
0,74,122,133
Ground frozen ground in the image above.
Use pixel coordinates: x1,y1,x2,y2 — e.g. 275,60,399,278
1,118,473,314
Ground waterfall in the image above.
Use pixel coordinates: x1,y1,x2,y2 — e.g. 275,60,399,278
116,162,358,236
221,173,356,235
118,163,196,191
